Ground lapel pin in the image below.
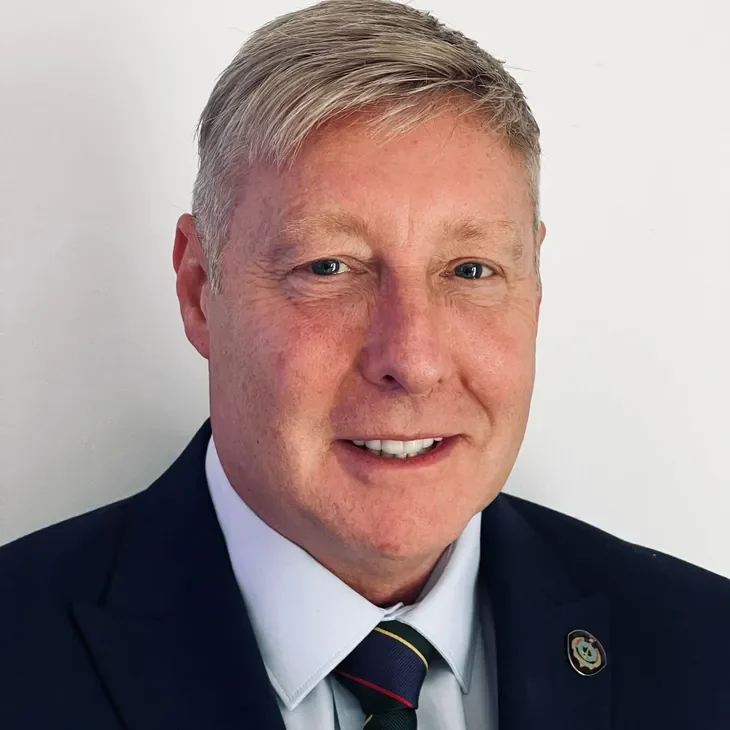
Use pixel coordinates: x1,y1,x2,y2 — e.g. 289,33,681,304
567,629,607,676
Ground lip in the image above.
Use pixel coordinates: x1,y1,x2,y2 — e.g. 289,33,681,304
333,435,459,473
342,435,449,442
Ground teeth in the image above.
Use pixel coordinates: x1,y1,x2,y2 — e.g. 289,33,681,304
352,437,442,458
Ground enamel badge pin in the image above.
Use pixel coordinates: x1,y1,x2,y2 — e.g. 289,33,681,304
567,629,607,676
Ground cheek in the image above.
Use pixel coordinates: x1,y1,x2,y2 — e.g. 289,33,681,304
252,300,362,412
453,305,537,407
211,298,362,466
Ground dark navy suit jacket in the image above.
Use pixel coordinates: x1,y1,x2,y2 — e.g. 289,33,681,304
2,420,729,729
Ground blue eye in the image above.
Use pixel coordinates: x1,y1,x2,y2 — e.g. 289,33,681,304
309,259,351,276
454,262,492,279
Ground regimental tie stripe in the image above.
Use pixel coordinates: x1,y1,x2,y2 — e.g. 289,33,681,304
373,627,430,670
333,619,436,721
336,670,415,708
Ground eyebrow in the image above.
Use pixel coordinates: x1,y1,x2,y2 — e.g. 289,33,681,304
279,211,372,243
276,211,525,262
440,217,524,263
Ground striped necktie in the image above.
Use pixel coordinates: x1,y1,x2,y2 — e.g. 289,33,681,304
333,619,436,729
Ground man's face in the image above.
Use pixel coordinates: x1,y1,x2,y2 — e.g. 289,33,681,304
192,108,544,579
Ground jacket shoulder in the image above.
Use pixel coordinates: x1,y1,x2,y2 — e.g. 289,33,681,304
503,492,730,604
0,493,137,600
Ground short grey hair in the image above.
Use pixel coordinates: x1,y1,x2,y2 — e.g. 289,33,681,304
191,0,542,293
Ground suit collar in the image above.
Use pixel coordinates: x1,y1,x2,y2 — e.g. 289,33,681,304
72,419,611,729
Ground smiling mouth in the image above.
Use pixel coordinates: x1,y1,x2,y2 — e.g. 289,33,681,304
348,437,444,459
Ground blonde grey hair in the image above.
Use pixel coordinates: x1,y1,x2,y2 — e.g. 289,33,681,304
191,0,542,293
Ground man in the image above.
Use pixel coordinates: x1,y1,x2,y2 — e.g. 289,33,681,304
2,0,729,728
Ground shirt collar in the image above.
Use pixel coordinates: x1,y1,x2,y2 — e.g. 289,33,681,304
206,435,481,710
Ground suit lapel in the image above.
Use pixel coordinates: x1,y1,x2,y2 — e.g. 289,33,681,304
72,421,286,730
480,494,612,730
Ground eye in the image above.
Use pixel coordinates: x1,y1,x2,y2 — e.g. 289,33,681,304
309,259,351,276
453,262,493,280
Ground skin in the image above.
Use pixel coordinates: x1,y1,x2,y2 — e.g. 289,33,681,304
173,107,546,607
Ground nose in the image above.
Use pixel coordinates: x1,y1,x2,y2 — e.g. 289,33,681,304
358,276,453,395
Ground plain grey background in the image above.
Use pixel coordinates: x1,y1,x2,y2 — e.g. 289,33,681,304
1,0,728,578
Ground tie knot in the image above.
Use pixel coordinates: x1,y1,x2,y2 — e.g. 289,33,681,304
334,620,436,720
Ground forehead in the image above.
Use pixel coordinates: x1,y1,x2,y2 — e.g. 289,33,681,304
233,109,533,252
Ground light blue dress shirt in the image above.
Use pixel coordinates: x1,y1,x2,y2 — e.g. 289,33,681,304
206,436,498,729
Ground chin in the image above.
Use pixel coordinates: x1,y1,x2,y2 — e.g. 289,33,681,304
346,504,470,559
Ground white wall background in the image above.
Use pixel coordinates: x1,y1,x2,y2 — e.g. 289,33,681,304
1,0,728,578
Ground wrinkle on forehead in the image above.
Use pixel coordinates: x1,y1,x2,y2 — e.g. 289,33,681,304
275,209,525,262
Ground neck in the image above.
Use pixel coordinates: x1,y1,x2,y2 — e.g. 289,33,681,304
315,546,447,607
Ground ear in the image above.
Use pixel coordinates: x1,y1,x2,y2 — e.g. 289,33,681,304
536,220,546,314
173,213,210,360
537,220,547,250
